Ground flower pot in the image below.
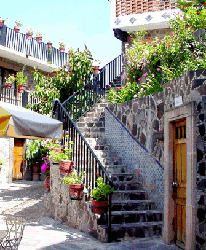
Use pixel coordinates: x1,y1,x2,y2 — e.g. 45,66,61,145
44,175,50,191
26,33,32,40
4,83,12,89
69,184,84,200
59,47,65,52
92,66,100,75
91,200,108,214
47,42,52,48
17,85,25,93
59,160,74,174
0,21,4,27
14,26,20,33
36,36,42,43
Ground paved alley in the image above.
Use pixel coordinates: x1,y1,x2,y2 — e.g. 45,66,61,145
0,181,180,250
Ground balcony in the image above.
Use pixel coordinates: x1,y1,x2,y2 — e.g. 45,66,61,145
0,26,68,72
110,0,180,32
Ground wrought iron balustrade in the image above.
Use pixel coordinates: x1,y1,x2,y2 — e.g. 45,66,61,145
53,98,113,242
0,26,68,67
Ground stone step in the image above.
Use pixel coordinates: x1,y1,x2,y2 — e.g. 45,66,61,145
112,190,147,201
77,121,105,128
110,173,135,182
84,110,104,118
82,131,105,138
100,157,122,166
111,210,163,224
80,127,105,133
113,181,141,191
94,145,111,151
86,138,107,146
111,200,155,211
94,150,117,158
111,221,163,240
104,165,128,174
79,115,105,123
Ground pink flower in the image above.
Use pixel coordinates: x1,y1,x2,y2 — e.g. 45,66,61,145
138,78,142,81
117,87,121,91
142,72,149,77
133,94,138,98
157,68,161,71
41,163,49,173
139,88,145,93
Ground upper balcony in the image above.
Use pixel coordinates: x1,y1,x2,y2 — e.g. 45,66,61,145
110,0,181,32
0,25,68,72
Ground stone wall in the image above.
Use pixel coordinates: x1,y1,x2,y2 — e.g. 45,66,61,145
44,163,108,242
105,107,164,210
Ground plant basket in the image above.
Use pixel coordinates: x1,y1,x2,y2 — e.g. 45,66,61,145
59,47,65,53
69,184,84,200
17,85,25,93
91,200,108,214
44,175,50,191
14,26,20,33
4,83,12,89
36,37,42,43
59,160,74,174
26,33,32,40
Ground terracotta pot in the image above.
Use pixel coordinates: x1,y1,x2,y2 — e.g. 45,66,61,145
91,200,108,214
59,47,65,52
4,83,12,89
69,184,84,200
44,175,50,191
26,33,32,40
0,21,4,27
36,36,42,43
14,26,20,33
17,85,25,93
59,160,74,174
47,42,52,48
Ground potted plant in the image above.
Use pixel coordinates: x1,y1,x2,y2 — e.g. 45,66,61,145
59,40,66,52
41,156,50,191
16,71,27,93
47,39,52,48
63,171,85,200
26,27,33,39
90,177,114,214
0,17,8,27
36,31,43,43
14,20,22,33
4,74,15,89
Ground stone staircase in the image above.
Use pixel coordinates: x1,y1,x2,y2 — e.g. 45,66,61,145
76,99,163,241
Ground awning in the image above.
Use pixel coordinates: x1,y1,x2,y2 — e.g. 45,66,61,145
0,101,62,139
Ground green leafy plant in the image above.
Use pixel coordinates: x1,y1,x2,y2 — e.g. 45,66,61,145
36,31,43,37
26,27,33,35
16,71,27,86
5,74,15,84
62,171,85,185
25,140,47,165
15,20,22,27
59,40,66,48
90,177,114,201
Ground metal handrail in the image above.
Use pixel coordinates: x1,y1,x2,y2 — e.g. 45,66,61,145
53,98,113,242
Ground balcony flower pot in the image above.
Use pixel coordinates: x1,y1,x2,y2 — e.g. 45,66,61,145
91,200,108,214
59,160,74,174
17,85,25,93
4,83,12,89
47,42,52,48
36,36,42,43
59,47,65,52
69,184,84,200
26,33,32,40
0,21,4,27
14,26,20,33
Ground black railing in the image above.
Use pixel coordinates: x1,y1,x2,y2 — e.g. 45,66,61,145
62,54,123,122
53,98,113,242
0,26,68,67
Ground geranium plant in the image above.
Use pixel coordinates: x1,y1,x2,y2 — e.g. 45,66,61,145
16,71,27,86
41,156,50,176
90,177,114,201
62,171,85,185
26,27,33,35
15,20,22,27
5,74,15,84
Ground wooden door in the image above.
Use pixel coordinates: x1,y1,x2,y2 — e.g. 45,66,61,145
173,119,186,249
13,138,24,179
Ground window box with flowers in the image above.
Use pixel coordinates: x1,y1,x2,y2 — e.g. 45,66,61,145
90,177,114,214
16,71,27,93
4,74,15,89
14,20,22,33
63,171,85,200
26,27,33,40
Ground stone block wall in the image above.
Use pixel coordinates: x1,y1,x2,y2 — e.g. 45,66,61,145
44,163,107,242
105,107,164,210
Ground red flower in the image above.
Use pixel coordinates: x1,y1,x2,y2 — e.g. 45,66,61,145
148,37,152,40
117,87,121,91
130,37,133,41
197,11,200,15
95,173,99,176
170,33,174,36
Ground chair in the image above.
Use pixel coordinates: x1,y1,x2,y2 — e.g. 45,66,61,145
1,216,26,250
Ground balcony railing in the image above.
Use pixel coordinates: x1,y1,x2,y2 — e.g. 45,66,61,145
0,26,68,67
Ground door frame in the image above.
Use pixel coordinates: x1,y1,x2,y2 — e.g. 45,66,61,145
163,102,196,250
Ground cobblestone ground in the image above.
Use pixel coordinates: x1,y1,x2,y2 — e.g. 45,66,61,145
0,181,180,250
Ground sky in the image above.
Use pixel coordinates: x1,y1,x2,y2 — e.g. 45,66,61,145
1,0,121,67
